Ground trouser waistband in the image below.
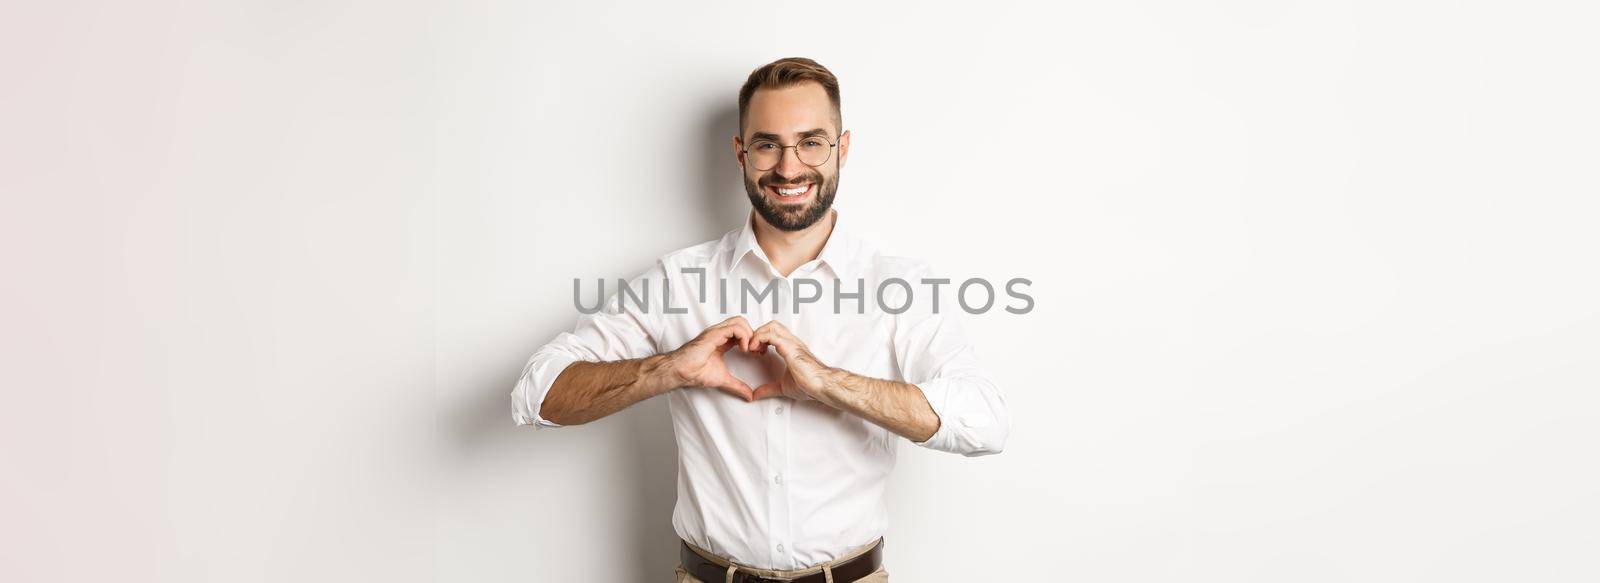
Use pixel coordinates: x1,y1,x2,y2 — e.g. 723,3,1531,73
680,537,884,583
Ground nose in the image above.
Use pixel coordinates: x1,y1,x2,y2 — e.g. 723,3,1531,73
772,145,806,180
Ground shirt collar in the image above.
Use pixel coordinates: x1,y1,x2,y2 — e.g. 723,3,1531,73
728,209,856,281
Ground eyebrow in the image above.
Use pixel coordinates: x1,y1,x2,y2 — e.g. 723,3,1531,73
750,128,831,142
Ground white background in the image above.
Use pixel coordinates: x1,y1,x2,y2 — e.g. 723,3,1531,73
3,1,1597,581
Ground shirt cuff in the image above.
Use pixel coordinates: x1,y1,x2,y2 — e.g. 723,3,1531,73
909,377,1002,456
511,353,581,429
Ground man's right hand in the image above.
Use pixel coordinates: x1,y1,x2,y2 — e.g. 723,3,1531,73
659,316,757,402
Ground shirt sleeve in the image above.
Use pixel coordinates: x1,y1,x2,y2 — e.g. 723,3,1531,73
891,262,1011,456
511,262,666,429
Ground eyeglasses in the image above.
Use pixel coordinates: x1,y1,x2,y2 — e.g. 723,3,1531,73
741,134,838,172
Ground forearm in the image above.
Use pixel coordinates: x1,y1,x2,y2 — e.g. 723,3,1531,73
540,355,679,425
818,368,940,443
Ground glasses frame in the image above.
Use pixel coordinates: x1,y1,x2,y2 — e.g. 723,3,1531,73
740,134,840,172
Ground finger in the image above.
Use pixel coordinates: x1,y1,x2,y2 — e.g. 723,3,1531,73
719,377,755,402
715,337,738,353
730,318,755,353
723,318,752,336
707,319,752,350
701,322,734,346
752,381,785,401
713,316,749,352
755,331,791,359
750,330,771,355
755,322,798,355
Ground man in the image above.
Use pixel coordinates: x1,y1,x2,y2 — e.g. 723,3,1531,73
512,57,1010,583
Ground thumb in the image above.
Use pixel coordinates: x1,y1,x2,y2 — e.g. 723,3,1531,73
752,381,786,401
719,376,755,402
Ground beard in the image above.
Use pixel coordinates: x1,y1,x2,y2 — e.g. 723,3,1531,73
743,168,838,232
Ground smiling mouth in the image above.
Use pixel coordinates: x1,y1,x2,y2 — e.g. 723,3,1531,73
764,182,814,202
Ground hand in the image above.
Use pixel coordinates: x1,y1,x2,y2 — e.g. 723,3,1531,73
749,320,836,402
661,316,757,402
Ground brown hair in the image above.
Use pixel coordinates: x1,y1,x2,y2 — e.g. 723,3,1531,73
738,57,842,137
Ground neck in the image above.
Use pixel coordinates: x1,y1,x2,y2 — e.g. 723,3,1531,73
752,209,836,277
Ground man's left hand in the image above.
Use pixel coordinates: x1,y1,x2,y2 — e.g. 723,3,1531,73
749,320,837,402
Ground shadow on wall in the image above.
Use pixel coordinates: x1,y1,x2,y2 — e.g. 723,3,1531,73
700,101,752,235
443,100,746,581
617,100,749,578
612,101,746,580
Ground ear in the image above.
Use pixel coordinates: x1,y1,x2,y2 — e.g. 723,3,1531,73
837,130,851,169
732,135,746,171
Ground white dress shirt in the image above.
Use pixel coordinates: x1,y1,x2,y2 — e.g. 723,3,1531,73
511,210,1009,570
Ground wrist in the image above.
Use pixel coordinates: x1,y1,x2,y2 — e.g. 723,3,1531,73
640,353,685,397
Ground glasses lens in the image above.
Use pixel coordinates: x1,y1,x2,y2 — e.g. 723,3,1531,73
746,137,834,171
747,141,781,171
796,137,832,166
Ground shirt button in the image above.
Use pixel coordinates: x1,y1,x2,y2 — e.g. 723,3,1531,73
775,406,784,415
777,543,785,553
774,473,783,484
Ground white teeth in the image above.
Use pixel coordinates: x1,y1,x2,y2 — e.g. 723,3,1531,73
776,185,809,196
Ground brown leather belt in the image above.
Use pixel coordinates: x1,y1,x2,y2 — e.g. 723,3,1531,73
679,538,883,583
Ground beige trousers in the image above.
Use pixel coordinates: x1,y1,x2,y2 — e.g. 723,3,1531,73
674,538,889,583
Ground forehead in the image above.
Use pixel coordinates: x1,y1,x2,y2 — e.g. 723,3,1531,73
744,82,836,138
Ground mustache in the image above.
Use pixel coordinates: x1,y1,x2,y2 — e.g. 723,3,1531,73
759,172,825,188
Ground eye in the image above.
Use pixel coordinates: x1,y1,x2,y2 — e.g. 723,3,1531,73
753,142,778,152
801,138,826,148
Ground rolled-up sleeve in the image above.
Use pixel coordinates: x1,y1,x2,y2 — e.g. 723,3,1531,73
891,264,1011,456
511,262,665,429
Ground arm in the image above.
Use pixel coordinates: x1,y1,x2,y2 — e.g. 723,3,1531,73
821,369,941,443
748,281,1009,456
539,317,759,426
512,261,757,429
512,265,660,429
538,355,678,426
744,324,939,442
